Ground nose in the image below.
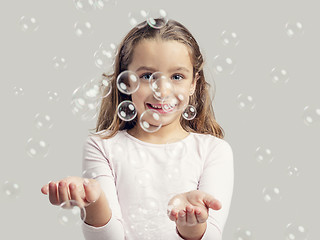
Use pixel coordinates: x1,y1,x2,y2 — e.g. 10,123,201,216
153,76,173,101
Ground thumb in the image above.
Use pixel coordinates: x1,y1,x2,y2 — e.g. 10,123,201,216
83,179,101,203
203,195,222,210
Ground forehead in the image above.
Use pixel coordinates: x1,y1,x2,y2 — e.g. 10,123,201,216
129,39,193,70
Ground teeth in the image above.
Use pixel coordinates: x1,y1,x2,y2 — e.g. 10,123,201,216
151,104,161,109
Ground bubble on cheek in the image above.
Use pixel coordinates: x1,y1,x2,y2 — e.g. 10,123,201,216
116,70,140,94
117,100,137,121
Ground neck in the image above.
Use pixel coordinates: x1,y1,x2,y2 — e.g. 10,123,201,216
127,121,189,144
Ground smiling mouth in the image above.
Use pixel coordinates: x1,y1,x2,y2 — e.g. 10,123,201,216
146,103,177,113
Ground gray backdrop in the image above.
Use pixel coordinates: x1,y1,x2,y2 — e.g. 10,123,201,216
1,0,319,239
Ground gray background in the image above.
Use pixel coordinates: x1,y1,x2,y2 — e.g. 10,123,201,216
1,0,319,239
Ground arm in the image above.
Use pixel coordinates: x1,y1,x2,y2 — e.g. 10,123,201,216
81,135,125,240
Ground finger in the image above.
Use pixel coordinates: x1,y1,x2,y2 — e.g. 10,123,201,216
203,195,222,210
69,183,84,207
41,184,49,195
83,179,100,203
58,181,69,205
48,181,59,205
168,208,178,222
185,205,197,226
194,207,208,223
176,209,187,226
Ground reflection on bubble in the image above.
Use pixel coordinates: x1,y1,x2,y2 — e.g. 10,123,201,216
220,30,239,47
48,91,60,102
287,165,300,177
285,223,309,240
2,181,21,199
285,21,304,38
234,227,254,240
135,170,153,188
26,137,49,158
270,67,289,84
101,75,112,98
262,186,282,203
117,100,137,121
74,21,93,37
19,16,39,32
147,9,168,29
182,105,197,120
237,93,256,110
13,87,24,96
128,10,149,28
255,146,273,165
53,56,68,70
34,113,53,130
117,70,140,94
139,109,162,133
58,200,86,227
302,105,320,126
213,55,236,75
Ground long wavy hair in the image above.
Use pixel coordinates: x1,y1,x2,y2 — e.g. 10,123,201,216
91,18,225,139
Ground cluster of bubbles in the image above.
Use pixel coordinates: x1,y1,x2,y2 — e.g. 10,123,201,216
115,70,197,133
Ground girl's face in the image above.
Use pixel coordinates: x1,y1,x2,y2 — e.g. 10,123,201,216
127,38,196,130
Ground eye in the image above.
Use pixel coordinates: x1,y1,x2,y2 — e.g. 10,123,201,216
140,73,153,81
172,74,184,81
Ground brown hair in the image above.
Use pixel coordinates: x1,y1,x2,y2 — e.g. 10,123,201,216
91,18,225,139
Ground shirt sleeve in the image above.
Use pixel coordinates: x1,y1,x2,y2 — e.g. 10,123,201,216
81,135,125,240
198,139,234,240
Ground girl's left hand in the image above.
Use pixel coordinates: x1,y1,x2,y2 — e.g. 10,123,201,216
167,190,222,226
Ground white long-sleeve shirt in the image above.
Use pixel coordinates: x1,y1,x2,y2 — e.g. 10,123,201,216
81,129,234,240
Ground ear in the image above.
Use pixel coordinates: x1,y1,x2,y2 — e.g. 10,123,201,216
189,72,199,96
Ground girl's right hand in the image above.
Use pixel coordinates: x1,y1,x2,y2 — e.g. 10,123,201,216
41,176,102,208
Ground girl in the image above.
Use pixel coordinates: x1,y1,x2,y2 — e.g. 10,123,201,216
41,18,234,240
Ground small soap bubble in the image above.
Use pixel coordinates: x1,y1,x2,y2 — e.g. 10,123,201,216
117,100,137,121
302,105,320,126
270,67,289,84
117,70,140,94
34,113,53,130
26,137,50,158
48,91,60,102
147,9,168,29
101,75,112,98
237,93,256,110
94,43,115,70
165,166,181,182
262,186,282,203
287,165,300,177
74,21,93,37
213,55,236,75
220,30,239,47
128,10,149,28
53,56,68,70
2,181,21,199
255,146,273,165
182,105,197,120
135,170,153,188
129,148,149,169
234,227,254,240
58,200,86,227
165,139,187,160
13,87,24,96
285,223,309,240
73,0,96,12
19,16,39,32
139,109,162,133
285,21,304,38
96,0,117,9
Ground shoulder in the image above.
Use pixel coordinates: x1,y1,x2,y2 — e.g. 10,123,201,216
84,130,126,147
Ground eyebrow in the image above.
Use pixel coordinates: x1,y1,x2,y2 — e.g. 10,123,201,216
135,66,190,73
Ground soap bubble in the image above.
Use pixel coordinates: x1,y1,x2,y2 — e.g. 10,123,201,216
48,91,60,102
237,93,256,110
19,16,39,32
147,9,168,29
58,200,86,227
255,146,273,165
53,56,68,70
139,109,162,133
74,21,93,37
262,186,282,203
234,227,254,240
128,10,149,28
220,30,239,47
149,72,174,101
270,67,289,84
182,105,197,120
129,147,149,169
100,75,112,98
285,223,309,240
117,100,137,121
165,139,187,160
34,113,53,130
285,21,304,38
13,87,24,96
94,42,116,70
117,70,140,94
26,137,50,158
135,170,153,188
213,55,236,75
302,105,320,126
73,0,96,12
2,181,21,199
287,165,300,177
